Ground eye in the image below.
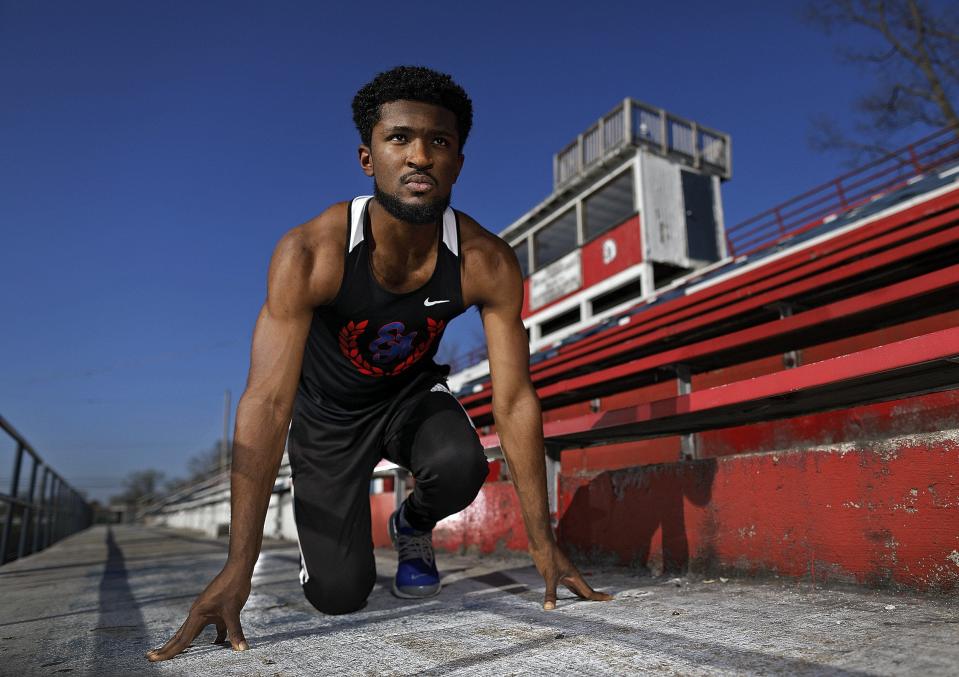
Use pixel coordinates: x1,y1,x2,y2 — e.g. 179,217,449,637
433,137,450,147
388,133,407,142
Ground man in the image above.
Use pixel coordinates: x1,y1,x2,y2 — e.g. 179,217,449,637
147,66,611,662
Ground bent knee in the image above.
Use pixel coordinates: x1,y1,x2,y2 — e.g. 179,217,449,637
437,446,490,513
461,447,490,496
302,569,374,615
432,437,487,481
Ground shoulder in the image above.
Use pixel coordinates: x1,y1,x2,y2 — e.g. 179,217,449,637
455,210,522,309
268,202,350,311
457,210,519,275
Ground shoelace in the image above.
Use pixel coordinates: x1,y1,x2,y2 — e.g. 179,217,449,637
396,529,435,568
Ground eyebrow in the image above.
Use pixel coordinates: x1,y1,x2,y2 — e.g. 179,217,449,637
383,125,456,137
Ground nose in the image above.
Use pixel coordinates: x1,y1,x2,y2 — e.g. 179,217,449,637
406,138,433,169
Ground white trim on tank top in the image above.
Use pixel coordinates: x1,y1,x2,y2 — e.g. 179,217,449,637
349,195,457,255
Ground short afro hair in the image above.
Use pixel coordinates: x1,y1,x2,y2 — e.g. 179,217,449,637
352,66,473,151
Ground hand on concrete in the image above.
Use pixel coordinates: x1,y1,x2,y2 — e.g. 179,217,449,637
145,567,252,662
531,542,613,610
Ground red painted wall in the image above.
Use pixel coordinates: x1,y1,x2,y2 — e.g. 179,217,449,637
432,482,529,554
370,461,510,550
581,215,642,288
557,436,959,592
375,484,527,553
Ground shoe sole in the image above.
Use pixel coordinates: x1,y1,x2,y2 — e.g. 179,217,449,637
391,580,441,599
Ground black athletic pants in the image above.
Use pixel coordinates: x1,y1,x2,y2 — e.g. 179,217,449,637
287,373,488,615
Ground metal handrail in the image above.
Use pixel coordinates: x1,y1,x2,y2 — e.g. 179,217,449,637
0,415,93,564
726,125,959,257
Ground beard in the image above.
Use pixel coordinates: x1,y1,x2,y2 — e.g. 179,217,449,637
373,180,450,225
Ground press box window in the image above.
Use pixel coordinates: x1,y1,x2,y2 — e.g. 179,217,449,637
591,278,643,315
539,306,581,337
584,170,635,241
533,208,577,270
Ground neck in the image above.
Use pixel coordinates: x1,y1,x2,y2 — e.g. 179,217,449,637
368,198,441,262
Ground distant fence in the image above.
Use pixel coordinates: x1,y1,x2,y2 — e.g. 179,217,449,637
0,415,92,565
726,125,959,257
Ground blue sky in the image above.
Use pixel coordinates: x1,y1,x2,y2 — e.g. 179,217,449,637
0,1,928,499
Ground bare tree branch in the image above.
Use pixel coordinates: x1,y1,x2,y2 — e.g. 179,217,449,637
905,0,959,127
805,0,959,158
808,113,895,166
841,43,899,62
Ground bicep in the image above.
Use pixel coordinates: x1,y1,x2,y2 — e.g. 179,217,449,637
479,250,533,406
482,303,529,382
242,231,322,413
243,302,312,413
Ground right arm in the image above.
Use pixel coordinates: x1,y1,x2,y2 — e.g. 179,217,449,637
225,235,317,581
147,209,343,662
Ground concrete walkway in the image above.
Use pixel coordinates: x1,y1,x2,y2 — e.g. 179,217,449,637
1,525,957,676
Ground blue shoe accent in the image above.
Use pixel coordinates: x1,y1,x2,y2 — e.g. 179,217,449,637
388,508,441,599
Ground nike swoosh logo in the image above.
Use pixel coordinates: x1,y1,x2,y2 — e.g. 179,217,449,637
424,298,450,306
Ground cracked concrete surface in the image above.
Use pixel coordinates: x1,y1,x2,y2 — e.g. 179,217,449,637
1,525,957,676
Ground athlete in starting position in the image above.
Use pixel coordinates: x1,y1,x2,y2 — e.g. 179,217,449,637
147,66,611,662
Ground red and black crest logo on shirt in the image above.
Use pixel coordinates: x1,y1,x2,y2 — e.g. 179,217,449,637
338,318,446,377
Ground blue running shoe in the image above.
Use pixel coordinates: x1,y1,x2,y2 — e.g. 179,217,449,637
388,507,441,599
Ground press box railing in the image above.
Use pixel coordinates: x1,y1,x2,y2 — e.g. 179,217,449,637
553,98,732,190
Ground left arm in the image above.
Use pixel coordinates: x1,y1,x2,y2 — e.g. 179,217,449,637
471,235,612,610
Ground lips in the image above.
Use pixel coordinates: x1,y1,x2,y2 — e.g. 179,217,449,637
404,174,435,193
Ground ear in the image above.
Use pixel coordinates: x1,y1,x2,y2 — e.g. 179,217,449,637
358,144,374,177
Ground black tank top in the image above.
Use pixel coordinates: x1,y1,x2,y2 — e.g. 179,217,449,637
297,196,468,410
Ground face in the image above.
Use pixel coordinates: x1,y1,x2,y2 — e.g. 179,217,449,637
359,100,464,225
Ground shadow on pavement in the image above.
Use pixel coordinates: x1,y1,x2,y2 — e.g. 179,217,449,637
92,527,151,672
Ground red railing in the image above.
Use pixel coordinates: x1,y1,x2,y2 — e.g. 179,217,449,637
726,125,959,257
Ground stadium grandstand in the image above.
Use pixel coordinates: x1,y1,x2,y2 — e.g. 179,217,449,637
140,100,959,593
